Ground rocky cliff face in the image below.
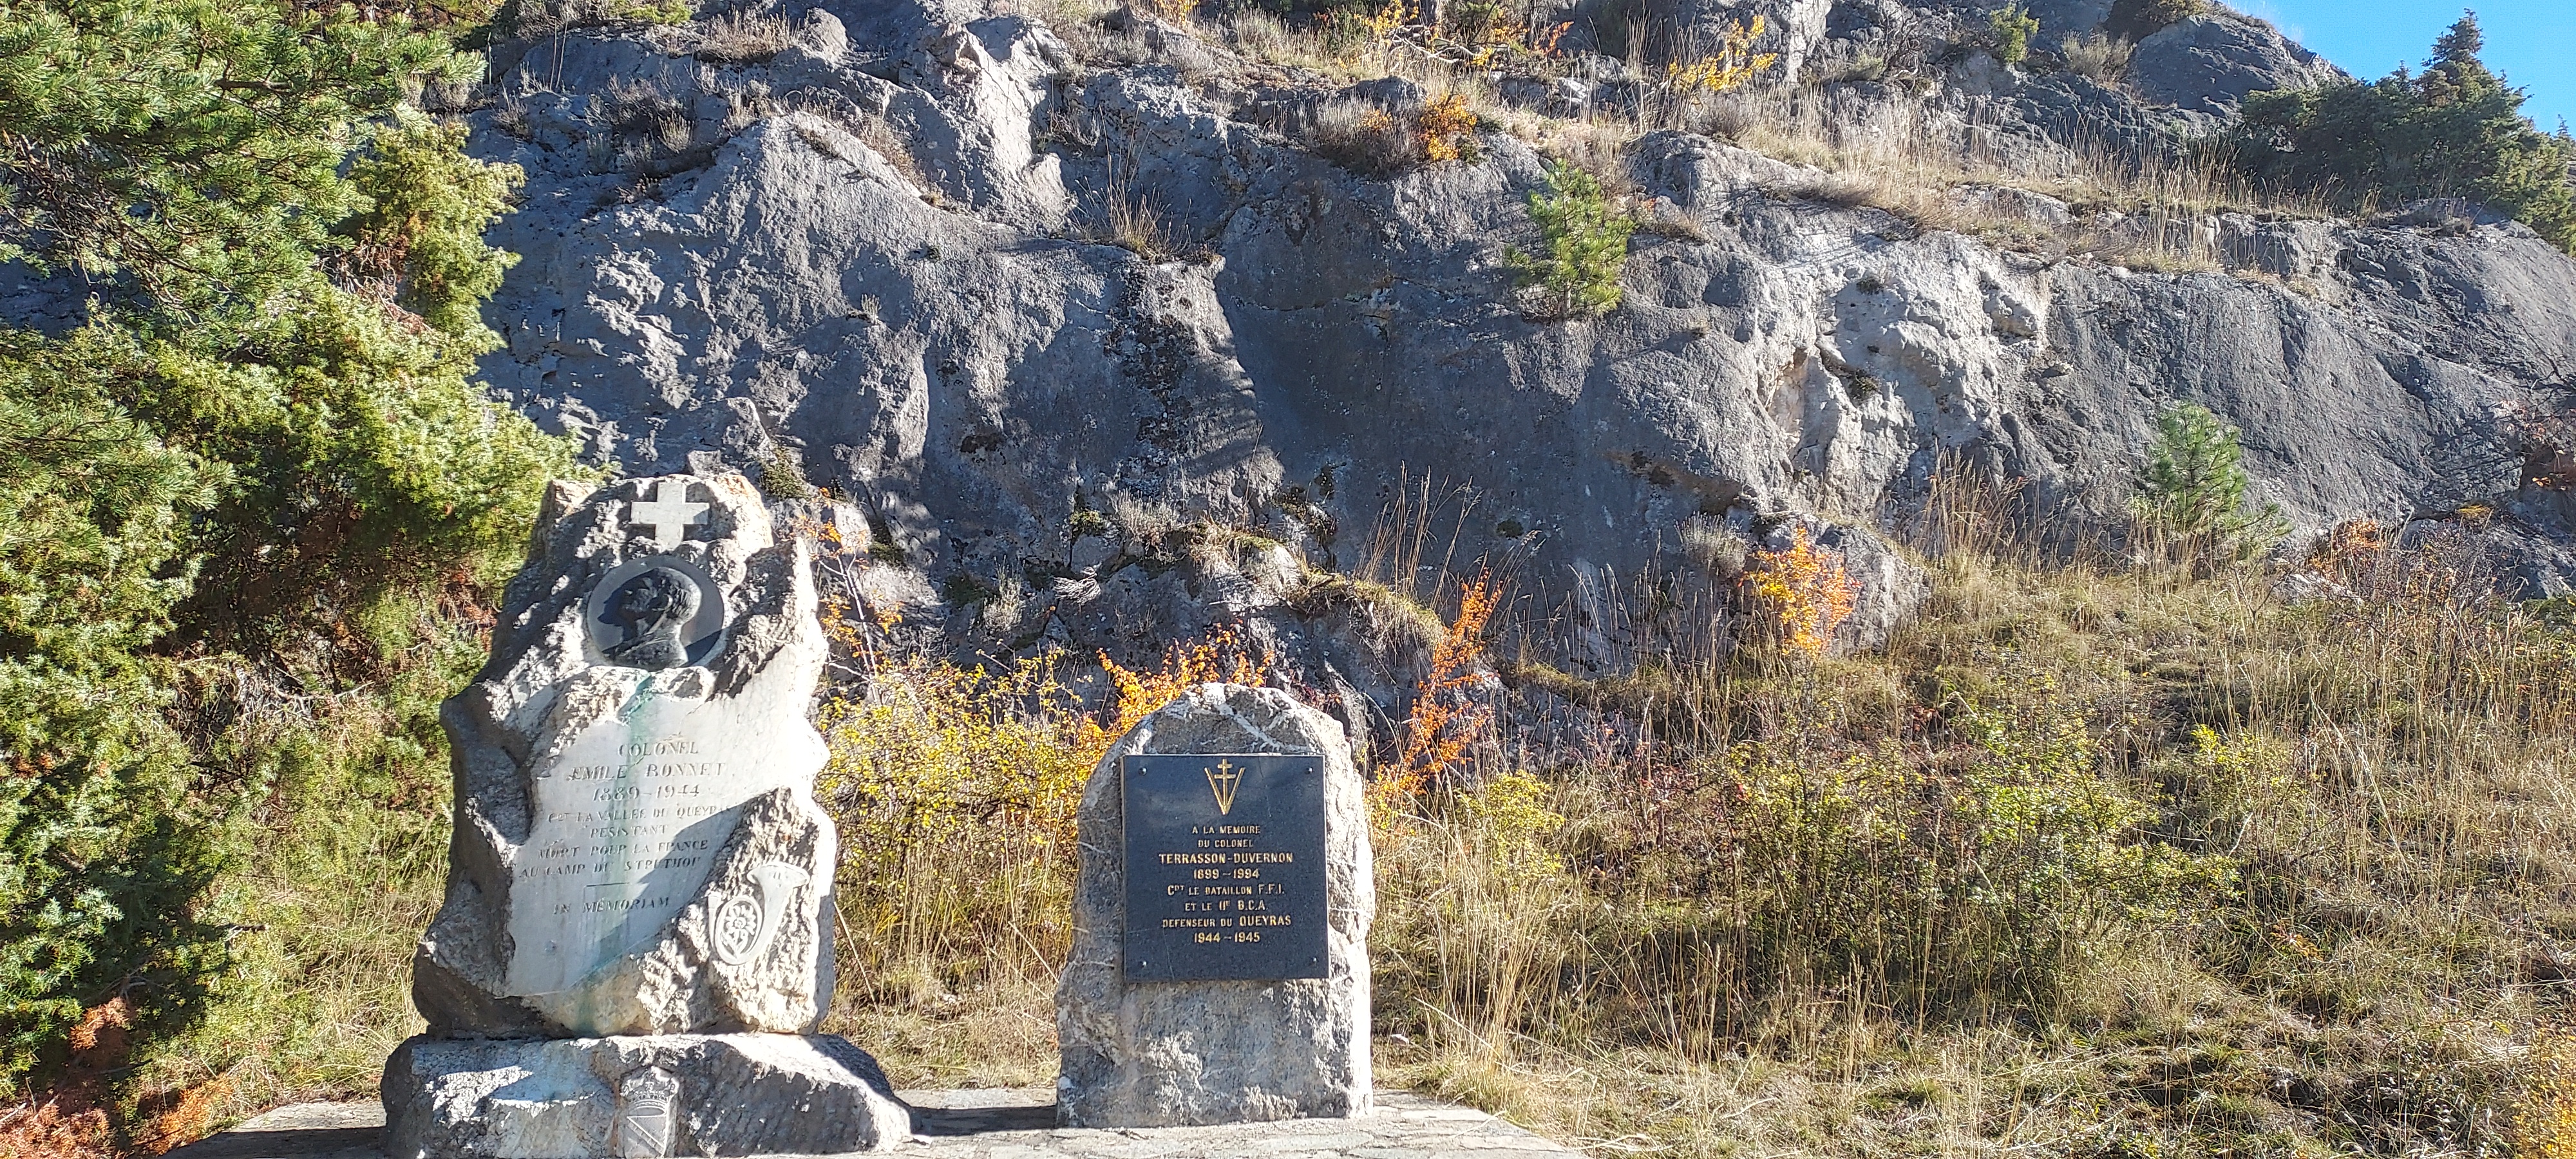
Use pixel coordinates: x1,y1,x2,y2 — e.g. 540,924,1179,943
459,0,2576,694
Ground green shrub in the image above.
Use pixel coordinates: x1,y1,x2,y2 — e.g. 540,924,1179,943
1989,3,2038,66
1507,159,1636,319
2130,402,2291,567
2228,15,2576,253
759,446,815,499
617,0,688,24
341,123,526,335
0,368,212,1097
1711,690,2226,1008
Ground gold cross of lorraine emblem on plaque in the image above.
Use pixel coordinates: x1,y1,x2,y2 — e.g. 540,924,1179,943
1205,759,1243,815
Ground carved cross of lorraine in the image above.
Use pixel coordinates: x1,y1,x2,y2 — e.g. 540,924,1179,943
628,479,710,549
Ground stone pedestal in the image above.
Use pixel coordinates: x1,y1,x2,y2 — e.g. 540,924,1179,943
390,473,900,1155
383,1035,910,1158
1054,684,1375,1127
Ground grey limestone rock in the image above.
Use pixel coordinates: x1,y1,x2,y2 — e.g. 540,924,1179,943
1056,684,1374,1127
428,0,2576,709
2128,13,2338,115
414,473,839,1039
382,1033,910,1158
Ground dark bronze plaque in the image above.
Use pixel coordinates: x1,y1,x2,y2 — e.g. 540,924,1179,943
1121,753,1329,981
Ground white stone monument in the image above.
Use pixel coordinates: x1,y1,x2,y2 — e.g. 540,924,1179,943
1055,683,1375,1127
383,474,909,1158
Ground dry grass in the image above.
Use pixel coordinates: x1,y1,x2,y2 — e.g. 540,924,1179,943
2062,32,2137,82
1305,99,1419,176
133,686,444,1123
1096,163,1176,259
600,76,695,172
690,10,792,64
1066,2,2332,274
783,102,932,197
1694,85,2333,266
489,97,535,140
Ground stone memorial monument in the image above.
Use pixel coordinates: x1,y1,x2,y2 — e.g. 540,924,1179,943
382,474,910,1158
1056,683,1375,1127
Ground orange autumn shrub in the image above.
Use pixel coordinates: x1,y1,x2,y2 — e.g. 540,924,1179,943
1081,627,1269,756
133,1079,233,1156
1744,527,1860,657
1375,574,1501,816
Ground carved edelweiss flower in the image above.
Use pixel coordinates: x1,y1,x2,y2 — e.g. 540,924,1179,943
710,893,766,964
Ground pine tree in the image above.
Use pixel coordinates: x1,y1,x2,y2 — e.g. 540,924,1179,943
0,0,578,1100
1989,2,2038,66
2231,14,2576,253
1508,160,1637,319
2130,402,2291,568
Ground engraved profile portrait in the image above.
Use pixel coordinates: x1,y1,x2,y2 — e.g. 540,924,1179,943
603,567,696,668
585,556,727,670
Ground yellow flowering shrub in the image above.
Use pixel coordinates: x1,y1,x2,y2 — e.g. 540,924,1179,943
1416,93,1480,163
2523,1032,2576,1159
1457,771,1565,889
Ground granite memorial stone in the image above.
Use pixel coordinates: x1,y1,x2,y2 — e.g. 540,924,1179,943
384,473,908,1158
1056,683,1374,1128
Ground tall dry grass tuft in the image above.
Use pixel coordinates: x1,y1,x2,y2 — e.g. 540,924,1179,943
689,10,791,64
1373,770,1577,1071
1097,161,1177,259
2061,31,2136,81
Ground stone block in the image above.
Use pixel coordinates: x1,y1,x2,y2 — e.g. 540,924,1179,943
1054,684,1374,1127
381,1034,909,1158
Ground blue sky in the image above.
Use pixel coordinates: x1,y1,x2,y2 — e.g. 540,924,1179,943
2235,1,2574,132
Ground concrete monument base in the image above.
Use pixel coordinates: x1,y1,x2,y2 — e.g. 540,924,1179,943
171,1089,1579,1159
381,1033,909,1158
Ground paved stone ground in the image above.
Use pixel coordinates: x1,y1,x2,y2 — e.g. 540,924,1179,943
166,1088,1578,1158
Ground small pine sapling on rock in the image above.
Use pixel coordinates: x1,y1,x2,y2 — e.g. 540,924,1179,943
2130,402,2291,569
1507,160,1636,319
1989,2,2038,65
